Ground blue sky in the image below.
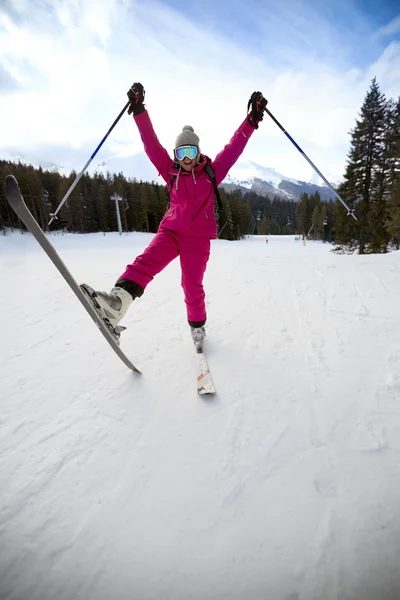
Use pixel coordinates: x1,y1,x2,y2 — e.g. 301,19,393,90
0,0,399,186
163,0,398,68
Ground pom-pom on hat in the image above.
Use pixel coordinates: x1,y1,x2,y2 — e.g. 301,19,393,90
174,125,200,151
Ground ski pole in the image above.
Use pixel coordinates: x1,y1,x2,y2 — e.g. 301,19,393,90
48,100,131,226
218,221,228,238
263,107,357,220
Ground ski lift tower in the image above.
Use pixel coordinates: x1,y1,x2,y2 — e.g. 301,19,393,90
256,210,262,235
110,193,123,236
323,216,328,243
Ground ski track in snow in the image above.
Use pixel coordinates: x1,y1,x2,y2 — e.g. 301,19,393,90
1,232,400,600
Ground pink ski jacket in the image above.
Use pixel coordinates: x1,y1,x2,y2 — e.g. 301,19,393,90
133,111,255,239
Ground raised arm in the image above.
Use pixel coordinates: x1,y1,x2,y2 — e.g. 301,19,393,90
211,91,268,185
211,118,255,185
133,111,172,183
127,83,172,183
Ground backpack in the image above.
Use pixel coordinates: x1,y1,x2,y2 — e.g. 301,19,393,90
169,163,223,212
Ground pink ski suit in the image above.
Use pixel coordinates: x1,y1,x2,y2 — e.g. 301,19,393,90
119,110,255,326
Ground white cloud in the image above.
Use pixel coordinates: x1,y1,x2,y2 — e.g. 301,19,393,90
365,41,400,99
0,0,399,185
374,15,400,39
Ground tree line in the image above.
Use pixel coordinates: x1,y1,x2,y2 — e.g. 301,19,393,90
295,192,335,243
0,160,299,240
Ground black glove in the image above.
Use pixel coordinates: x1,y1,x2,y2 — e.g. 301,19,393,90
127,82,145,116
247,91,268,129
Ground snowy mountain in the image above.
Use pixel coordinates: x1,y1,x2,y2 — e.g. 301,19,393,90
0,152,59,172
222,161,340,202
0,149,164,183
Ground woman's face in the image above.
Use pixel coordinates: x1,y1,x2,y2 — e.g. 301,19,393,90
178,156,197,171
175,145,198,172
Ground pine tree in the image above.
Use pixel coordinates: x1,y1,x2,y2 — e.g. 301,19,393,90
94,174,110,233
311,205,322,240
139,183,150,232
369,99,399,252
311,205,318,239
385,175,400,249
219,193,235,240
320,204,328,242
296,193,310,238
334,78,387,253
0,160,20,231
383,98,400,248
146,183,160,232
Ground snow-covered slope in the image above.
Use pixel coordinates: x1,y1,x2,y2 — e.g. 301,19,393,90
1,232,400,600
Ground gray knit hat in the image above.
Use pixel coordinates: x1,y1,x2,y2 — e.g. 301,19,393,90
174,125,200,151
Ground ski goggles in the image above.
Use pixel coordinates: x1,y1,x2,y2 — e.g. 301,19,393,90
175,145,198,161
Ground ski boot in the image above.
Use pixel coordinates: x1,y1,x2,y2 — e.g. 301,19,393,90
191,326,206,353
80,284,133,344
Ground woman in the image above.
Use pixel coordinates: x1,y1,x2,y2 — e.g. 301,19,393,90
81,83,267,350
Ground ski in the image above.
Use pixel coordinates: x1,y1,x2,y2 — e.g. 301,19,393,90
195,348,215,395
4,175,140,373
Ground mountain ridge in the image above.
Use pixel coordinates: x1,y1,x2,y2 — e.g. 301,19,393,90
221,162,340,202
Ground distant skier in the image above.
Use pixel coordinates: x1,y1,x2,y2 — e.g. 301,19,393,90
81,83,267,348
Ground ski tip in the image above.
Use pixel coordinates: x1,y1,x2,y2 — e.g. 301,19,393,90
4,174,19,197
198,387,216,396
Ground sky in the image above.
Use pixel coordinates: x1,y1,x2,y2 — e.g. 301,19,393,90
0,0,399,186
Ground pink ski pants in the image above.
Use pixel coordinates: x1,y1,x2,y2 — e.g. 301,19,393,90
119,229,211,325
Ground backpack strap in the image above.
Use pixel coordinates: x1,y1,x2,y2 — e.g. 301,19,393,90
169,165,178,195
169,164,179,192
204,163,223,212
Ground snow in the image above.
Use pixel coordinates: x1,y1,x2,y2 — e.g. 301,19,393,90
1,231,400,600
